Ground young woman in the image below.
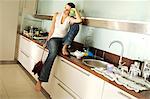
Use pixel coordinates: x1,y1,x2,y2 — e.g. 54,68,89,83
35,2,82,91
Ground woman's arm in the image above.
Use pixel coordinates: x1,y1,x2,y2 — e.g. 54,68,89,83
46,12,58,41
70,8,82,24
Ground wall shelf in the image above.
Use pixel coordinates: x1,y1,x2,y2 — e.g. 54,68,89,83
34,14,149,34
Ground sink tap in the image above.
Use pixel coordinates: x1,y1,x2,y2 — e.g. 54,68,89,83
109,40,124,67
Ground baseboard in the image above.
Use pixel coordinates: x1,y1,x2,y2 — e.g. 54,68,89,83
0,60,18,64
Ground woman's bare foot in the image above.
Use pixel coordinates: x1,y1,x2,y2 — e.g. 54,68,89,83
35,81,42,92
62,44,69,55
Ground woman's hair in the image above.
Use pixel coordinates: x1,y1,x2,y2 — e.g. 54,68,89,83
67,2,75,8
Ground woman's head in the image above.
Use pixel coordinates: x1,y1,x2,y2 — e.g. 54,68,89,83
64,2,75,15
67,2,75,8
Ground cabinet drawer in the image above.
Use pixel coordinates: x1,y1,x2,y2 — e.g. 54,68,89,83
19,35,32,56
102,82,137,99
19,35,48,62
18,50,30,71
50,76,80,99
29,41,48,61
54,57,100,99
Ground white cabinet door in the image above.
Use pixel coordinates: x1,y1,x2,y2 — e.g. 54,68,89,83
54,57,104,99
42,74,53,96
23,0,37,15
37,0,67,15
18,35,33,70
19,35,31,57
50,76,79,99
86,74,104,99
42,56,61,96
18,50,30,71
37,0,84,16
29,41,46,62
18,35,48,77
18,35,31,70
102,82,137,99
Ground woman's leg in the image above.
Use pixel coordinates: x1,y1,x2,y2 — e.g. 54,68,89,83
35,38,62,91
62,23,79,55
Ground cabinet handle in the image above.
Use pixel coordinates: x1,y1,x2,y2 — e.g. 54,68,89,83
22,36,31,42
57,83,76,99
61,59,90,77
20,50,29,58
118,91,131,99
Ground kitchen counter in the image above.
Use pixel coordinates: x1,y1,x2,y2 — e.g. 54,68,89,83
19,33,150,99
61,53,150,99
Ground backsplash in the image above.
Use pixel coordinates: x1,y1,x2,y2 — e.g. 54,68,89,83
22,15,42,31
75,25,150,61
22,15,150,62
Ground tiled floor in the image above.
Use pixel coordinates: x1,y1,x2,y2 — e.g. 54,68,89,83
0,64,47,99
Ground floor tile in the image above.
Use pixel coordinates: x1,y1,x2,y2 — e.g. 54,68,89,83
0,80,9,99
0,64,47,99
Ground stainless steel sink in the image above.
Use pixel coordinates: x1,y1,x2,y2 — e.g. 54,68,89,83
82,59,108,69
83,59,150,92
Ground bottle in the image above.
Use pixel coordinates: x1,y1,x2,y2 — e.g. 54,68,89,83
30,26,34,38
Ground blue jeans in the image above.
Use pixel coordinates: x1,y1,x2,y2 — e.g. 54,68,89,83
63,23,79,46
38,23,79,82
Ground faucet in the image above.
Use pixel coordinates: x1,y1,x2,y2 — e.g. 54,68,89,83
109,40,124,67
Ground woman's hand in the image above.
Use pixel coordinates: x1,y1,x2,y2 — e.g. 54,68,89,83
70,8,82,23
43,41,47,48
71,8,76,11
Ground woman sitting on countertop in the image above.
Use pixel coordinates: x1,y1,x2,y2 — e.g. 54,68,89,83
35,2,82,92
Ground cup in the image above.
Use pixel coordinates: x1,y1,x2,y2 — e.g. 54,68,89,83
142,60,150,78
143,71,150,80
129,65,141,78
134,61,140,68
120,66,128,74
107,64,114,72
69,9,75,17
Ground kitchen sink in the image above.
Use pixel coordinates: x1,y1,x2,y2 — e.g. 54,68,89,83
83,59,150,92
82,59,108,69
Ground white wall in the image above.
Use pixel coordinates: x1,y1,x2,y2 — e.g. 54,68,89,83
0,0,19,60
74,25,150,61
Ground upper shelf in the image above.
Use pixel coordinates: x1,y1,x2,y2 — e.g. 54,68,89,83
34,14,149,34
